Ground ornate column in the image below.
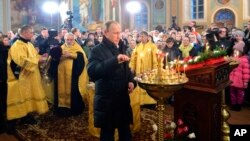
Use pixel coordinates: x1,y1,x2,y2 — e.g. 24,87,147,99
111,0,117,20
0,0,11,33
221,89,230,141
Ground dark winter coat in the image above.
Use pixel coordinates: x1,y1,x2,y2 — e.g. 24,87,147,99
34,35,50,55
87,36,136,128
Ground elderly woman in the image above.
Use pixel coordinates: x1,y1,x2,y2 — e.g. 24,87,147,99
228,30,245,56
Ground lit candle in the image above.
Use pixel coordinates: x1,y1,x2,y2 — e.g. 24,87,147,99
183,64,187,74
194,56,200,62
165,61,169,75
177,56,180,73
165,52,169,68
174,59,177,71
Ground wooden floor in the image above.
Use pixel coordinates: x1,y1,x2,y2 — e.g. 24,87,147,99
1,105,250,141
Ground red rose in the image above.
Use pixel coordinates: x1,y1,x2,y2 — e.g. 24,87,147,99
183,126,189,133
177,127,184,135
183,56,192,62
164,133,172,139
177,119,184,126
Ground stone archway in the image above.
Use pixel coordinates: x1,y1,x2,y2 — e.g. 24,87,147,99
214,8,235,29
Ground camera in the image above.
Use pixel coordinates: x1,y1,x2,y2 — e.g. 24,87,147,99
66,10,72,15
66,10,73,21
206,28,221,41
63,10,73,31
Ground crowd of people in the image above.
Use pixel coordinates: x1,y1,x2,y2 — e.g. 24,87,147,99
0,20,250,140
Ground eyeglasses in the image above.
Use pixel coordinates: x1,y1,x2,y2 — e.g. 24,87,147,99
66,39,74,41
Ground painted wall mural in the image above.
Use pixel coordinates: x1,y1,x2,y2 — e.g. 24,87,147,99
10,0,104,32
10,0,61,32
73,0,104,31
217,0,230,5
153,0,166,28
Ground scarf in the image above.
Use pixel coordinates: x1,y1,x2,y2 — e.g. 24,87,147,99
179,44,193,58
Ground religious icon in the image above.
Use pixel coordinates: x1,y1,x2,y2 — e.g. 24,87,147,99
217,0,230,5
111,0,117,8
155,0,164,9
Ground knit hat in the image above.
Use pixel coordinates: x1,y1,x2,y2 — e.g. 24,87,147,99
233,41,245,52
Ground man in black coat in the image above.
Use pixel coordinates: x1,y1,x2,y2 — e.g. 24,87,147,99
244,20,250,50
34,27,50,55
0,37,10,133
87,20,136,141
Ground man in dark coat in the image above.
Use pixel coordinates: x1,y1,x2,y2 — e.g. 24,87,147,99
34,27,50,55
87,20,136,141
0,36,10,133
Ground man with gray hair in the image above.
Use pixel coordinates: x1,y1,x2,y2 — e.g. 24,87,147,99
50,32,88,117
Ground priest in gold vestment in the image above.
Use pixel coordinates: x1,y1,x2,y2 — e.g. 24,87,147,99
6,25,48,131
49,33,88,117
129,31,158,105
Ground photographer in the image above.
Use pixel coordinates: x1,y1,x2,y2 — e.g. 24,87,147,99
204,28,221,51
61,11,73,32
218,27,232,55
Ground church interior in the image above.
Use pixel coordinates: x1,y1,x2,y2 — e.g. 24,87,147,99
1,0,250,141
0,0,250,33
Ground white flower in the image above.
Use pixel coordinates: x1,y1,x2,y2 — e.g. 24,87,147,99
169,122,176,129
213,50,219,53
152,124,158,131
194,56,200,62
188,59,193,63
187,132,196,138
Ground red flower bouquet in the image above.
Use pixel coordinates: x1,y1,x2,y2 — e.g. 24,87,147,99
163,118,196,141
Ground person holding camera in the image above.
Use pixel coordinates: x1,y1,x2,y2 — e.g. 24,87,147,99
218,27,232,55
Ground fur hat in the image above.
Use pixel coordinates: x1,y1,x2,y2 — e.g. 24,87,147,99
233,41,245,52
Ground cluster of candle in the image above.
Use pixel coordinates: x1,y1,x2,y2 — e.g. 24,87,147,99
135,68,188,85
135,51,188,85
